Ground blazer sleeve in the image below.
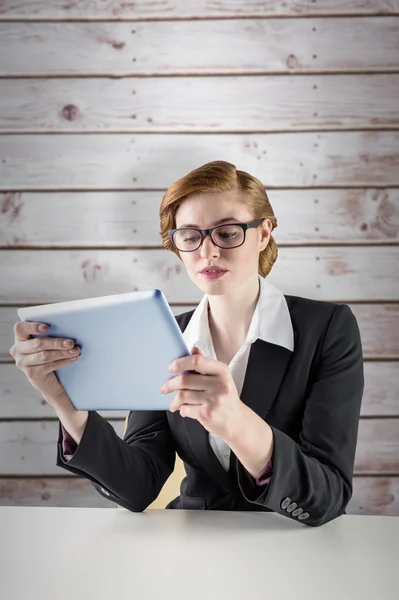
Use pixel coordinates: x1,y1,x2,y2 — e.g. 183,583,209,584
236,303,364,527
56,409,176,512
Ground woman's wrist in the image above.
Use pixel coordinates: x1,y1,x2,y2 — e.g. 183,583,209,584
225,402,274,480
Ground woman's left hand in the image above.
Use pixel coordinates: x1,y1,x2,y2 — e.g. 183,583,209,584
160,346,243,440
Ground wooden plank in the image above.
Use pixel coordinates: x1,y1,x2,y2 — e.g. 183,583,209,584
1,360,398,419
1,1,398,20
0,419,121,476
348,477,399,516
1,132,399,189
0,465,183,510
0,364,129,419
1,188,398,247
0,475,398,515
0,418,398,476
0,420,125,477
0,18,399,75
350,304,399,360
0,477,117,507
1,75,399,133
361,363,399,417
0,247,398,304
2,303,399,362
354,420,399,474
0,472,397,516
0,472,183,509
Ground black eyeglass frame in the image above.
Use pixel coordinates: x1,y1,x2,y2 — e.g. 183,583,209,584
168,218,266,252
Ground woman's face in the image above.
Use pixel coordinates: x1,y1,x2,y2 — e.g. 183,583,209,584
174,189,271,295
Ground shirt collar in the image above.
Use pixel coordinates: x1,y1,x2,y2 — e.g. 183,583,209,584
182,274,294,355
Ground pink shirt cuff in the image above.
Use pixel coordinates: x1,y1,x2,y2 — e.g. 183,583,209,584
61,424,78,462
244,457,273,486
61,422,274,487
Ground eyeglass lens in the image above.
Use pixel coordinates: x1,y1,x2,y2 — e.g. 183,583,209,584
173,224,244,251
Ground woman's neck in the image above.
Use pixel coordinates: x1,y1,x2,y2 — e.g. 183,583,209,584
207,276,260,349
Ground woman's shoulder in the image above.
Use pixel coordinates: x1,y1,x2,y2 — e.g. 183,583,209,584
284,294,358,337
285,293,340,315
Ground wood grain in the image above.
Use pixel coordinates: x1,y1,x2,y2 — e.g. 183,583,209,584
0,247,398,303
1,75,399,132
0,418,398,476
0,363,129,419
1,1,398,19
354,420,399,474
343,477,399,516
0,0,398,520
0,18,398,75
1,132,399,189
1,360,398,419
0,474,397,515
349,304,399,360
1,189,398,247
0,246,399,305
360,363,399,416
2,303,399,362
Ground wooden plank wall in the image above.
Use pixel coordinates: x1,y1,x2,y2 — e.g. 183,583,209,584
0,1,398,515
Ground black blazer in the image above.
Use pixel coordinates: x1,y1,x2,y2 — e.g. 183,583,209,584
57,294,364,527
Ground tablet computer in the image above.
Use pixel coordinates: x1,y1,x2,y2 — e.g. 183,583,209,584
17,289,192,411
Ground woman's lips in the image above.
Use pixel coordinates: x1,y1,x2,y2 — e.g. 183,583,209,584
199,270,228,280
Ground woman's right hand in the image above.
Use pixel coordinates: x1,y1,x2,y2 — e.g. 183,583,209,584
9,321,81,405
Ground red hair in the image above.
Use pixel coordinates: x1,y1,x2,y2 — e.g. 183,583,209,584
159,160,278,277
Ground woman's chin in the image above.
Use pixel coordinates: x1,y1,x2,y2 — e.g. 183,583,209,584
196,272,231,293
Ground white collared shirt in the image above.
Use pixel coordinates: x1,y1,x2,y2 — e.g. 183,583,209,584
181,274,294,471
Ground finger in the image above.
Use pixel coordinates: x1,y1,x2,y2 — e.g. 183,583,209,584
179,404,204,420
170,353,221,376
164,373,210,394
17,348,80,368
169,391,204,413
14,336,75,356
26,356,80,377
14,321,48,343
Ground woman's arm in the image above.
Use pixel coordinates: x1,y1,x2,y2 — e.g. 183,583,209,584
45,390,89,446
225,404,275,479
56,409,176,512
234,303,364,527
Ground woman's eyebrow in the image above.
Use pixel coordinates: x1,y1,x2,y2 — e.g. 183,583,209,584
178,217,240,228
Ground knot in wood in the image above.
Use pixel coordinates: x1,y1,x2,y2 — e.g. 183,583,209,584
61,104,79,122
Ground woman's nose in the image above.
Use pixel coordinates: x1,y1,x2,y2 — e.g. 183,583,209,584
200,234,220,258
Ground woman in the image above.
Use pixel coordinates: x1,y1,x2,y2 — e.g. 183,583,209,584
10,160,364,526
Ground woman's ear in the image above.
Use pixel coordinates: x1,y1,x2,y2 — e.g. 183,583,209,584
259,219,272,251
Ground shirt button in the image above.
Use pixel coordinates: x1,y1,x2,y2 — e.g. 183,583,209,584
298,512,310,520
281,497,291,510
101,487,110,496
292,508,303,517
287,502,298,513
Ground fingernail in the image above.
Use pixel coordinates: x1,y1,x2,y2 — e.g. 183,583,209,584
38,325,48,332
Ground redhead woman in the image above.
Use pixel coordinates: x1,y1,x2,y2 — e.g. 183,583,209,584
10,161,364,526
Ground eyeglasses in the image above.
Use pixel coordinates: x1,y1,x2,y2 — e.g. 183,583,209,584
168,218,265,252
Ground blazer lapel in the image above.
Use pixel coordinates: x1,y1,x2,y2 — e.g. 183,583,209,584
239,335,296,420
182,330,297,490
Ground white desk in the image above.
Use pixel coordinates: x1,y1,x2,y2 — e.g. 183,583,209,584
1,507,398,600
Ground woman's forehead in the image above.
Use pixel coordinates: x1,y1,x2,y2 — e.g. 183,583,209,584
175,193,251,225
